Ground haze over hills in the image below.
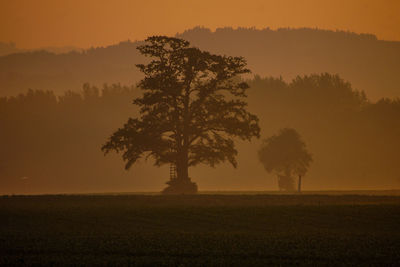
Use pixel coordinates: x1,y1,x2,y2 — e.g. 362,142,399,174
1,27,400,100
0,42,82,57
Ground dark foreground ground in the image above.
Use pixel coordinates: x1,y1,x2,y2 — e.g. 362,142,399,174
1,194,400,266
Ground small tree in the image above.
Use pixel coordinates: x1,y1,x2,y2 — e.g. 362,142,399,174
102,36,260,194
258,128,312,192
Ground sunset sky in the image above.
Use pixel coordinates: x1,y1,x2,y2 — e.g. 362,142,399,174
1,0,400,49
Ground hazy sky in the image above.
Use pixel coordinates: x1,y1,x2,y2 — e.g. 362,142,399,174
1,0,400,49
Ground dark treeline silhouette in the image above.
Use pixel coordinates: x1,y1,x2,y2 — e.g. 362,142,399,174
1,73,399,194
1,27,400,99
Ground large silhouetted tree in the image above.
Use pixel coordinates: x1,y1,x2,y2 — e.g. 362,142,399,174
258,128,312,192
102,36,260,194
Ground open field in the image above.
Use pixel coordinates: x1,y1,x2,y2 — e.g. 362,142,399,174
1,194,400,266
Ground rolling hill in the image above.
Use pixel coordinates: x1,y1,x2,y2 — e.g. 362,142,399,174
1,27,399,100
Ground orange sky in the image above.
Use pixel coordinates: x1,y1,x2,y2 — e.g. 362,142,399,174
1,0,400,49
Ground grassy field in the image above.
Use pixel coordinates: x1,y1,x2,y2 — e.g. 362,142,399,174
1,193,400,266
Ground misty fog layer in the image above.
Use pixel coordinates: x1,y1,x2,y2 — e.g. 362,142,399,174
1,74,399,194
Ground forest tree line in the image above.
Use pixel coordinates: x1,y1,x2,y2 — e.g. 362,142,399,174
0,73,399,194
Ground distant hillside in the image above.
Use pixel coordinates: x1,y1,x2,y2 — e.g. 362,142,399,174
0,42,82,57
0,42,22,57
1,27,400,99
179,27,400,100
0,41,138,96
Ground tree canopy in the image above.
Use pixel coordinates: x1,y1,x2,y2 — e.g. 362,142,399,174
102,36,260,193
258,128,312,191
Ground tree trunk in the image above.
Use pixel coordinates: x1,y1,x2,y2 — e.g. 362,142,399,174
298,175,302,193
162,150,197,194
176,153,189,181
162,81,198,194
